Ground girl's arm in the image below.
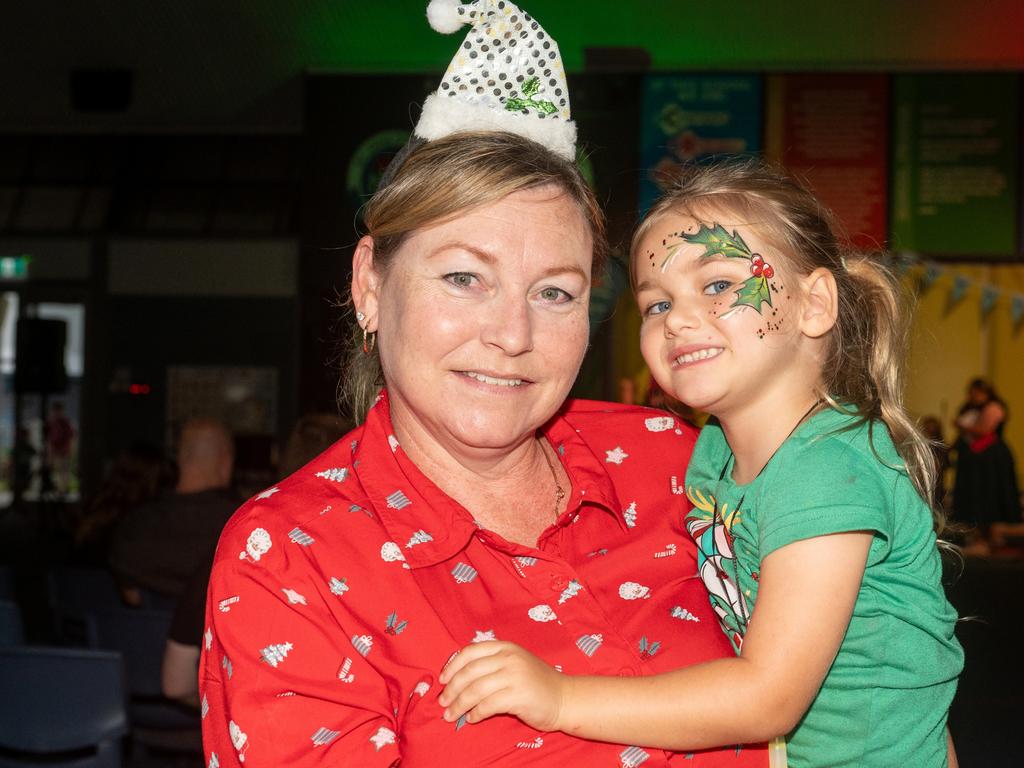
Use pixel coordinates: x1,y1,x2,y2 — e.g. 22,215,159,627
440,531,872,750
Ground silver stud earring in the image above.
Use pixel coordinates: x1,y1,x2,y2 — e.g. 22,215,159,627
356,311,366,325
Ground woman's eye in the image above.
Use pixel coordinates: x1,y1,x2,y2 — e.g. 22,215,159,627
703,279,732,296
538,287,573,303
444,272,477,288
644,300,671,317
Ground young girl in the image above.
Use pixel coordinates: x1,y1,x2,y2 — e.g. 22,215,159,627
438,160,964,766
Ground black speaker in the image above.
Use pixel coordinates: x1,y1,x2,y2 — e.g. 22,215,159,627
70,68,133,113
15,318,67,393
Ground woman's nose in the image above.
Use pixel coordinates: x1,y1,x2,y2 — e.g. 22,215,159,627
480,296,534,355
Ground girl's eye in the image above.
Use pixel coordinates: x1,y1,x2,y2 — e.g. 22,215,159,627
538,286,573,303
703,279,732,296
444,272,477,288
644,300,671,317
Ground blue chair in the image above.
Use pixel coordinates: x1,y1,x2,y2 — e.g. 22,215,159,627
48,567,124,646
0,647,127,768
93,608,201,738
0,601,23,646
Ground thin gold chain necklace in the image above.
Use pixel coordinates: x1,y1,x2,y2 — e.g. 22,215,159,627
540,440,566,520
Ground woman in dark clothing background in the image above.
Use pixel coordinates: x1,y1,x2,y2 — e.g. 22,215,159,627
952,378,1021,543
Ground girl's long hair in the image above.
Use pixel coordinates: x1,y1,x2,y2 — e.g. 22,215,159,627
633,159,944,534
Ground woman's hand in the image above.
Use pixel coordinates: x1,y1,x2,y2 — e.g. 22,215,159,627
438,641,568,731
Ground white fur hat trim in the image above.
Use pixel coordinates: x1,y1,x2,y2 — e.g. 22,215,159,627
415,0,576,161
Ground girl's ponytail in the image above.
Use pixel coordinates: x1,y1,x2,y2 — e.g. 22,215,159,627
830,255,944,534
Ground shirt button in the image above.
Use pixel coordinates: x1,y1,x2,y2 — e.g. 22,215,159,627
550,576,567,591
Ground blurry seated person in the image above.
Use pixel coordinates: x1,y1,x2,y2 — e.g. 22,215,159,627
110,418,237,602
162,413,348,706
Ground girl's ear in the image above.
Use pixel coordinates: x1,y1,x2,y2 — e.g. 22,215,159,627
799,267,838,339
351,235,381,331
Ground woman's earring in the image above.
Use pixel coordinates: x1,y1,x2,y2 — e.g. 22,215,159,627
362,327,376,355
356,311,366,324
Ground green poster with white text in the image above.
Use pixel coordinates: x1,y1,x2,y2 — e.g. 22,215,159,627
891,74,1018,258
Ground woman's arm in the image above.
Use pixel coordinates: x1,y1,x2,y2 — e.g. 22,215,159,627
968,401,1006,437
202,529,402,766
440,531,872,749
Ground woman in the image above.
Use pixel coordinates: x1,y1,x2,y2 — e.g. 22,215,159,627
952,378,1021,540
200,3,766,766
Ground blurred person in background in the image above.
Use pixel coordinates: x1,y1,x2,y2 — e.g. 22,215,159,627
952,378,1021,550
73,441,175,566
109,418,237,600
920,415,950,511
161,412,349,706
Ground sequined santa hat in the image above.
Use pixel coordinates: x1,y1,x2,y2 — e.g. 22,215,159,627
416,0,576,161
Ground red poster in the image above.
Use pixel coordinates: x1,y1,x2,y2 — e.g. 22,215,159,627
766,75,889,250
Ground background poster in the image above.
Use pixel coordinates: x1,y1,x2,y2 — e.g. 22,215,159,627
765,74,889,249
891,74,1019,258
639,74,763,213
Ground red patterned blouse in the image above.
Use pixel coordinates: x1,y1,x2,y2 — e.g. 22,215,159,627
200,392,767,767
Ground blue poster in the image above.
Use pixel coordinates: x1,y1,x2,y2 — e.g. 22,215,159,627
639,75,763,213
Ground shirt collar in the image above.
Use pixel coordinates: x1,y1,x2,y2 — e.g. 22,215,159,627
353,391,626,569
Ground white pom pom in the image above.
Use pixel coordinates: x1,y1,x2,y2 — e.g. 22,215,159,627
426,0,467,34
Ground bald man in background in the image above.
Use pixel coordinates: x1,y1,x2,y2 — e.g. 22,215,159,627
109,418,238,598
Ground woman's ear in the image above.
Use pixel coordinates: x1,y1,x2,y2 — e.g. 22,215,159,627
799,267,838,339
351,235,380,331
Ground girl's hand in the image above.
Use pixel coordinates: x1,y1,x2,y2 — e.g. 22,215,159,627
438,641,567,731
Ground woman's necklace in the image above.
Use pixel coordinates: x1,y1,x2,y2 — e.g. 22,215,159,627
540,440,566,520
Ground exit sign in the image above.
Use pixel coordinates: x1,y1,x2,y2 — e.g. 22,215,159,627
0,255,29,280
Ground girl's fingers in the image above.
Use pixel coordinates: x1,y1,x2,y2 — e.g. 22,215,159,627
439,640,503,684
439,651,508,707
442,670,510,722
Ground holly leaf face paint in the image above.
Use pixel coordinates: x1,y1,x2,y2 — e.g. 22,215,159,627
732,275,773,313
682,223,774,315
683,223,752,261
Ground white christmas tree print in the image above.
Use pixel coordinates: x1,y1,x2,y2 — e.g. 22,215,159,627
623,501,638,528
671,606,701,622
557,579,583,605
315,467,348,482
282,588,307,605
255,486,280,500
260,642,293,667
406,529,433,548
472,629,496,643
329,577,349,596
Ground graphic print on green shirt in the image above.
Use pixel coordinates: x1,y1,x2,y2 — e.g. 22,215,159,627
684,408,964,767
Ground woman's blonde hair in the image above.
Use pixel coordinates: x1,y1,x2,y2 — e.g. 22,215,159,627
632,158,944,533
342,130,607,423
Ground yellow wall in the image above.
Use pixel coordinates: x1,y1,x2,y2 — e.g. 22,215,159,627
906,264,1024,480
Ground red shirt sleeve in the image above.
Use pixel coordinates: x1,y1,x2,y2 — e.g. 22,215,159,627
200,513,402,767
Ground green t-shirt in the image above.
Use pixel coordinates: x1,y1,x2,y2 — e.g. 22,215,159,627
684,408,963,767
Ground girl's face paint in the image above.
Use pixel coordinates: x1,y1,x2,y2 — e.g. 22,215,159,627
633,211,807,418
